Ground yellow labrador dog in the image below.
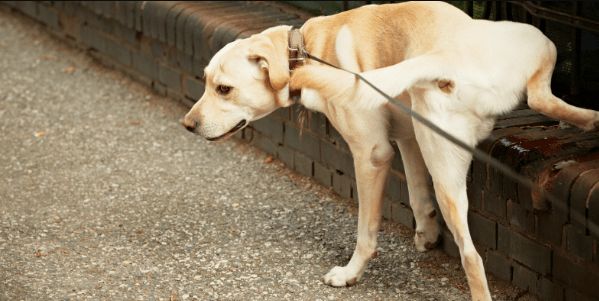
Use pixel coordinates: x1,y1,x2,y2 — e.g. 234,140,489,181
182,2,599,300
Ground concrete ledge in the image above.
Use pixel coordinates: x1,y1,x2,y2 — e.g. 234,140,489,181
3,1,599,299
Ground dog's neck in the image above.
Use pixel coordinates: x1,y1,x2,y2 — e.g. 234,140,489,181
263,24,328,113
287,26,330,113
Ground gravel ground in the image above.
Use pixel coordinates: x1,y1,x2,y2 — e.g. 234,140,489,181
0,8,536,301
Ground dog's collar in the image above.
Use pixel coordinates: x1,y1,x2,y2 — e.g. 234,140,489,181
288,27,305,102
288,27,306,70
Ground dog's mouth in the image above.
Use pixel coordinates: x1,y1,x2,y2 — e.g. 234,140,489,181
206,119,247,141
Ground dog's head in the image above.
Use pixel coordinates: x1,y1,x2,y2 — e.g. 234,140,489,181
182,26,292,141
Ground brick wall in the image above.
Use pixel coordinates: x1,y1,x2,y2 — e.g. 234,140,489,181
3,1,599,299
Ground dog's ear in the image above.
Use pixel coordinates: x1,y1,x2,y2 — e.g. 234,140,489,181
248,36,289,91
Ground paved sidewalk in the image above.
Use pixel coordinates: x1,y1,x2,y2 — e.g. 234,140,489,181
0,9,532,301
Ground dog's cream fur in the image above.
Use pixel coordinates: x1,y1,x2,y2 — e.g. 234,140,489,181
183,2,599,300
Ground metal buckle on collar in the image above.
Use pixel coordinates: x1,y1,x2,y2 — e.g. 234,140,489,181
288,47,305,61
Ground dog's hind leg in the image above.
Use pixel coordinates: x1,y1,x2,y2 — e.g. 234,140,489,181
527,41,599,131
396,137,441,251
411,91,492,301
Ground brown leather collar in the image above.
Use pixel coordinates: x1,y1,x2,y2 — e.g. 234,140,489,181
288,27,305,102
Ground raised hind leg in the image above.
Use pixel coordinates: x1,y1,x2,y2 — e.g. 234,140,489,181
527,42,599,131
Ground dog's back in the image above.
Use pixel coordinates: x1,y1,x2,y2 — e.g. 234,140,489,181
300,1,471,71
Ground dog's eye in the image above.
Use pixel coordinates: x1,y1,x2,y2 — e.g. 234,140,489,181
216,85,232,95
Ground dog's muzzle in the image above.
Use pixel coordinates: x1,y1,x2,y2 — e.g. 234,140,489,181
206,119,247,141
181,116,247,141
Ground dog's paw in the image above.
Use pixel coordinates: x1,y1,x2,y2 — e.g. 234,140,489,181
414,211,441,252
572,112,599,131
323,266,360,287
580,118,599,131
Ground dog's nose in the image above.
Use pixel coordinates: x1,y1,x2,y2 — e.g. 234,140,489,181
181,117,198,133
184,122,197,132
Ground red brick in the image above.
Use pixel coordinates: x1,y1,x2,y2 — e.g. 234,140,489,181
150,81,166,96
284,124,320,162
564,224,593,261
391,202,414,230
209,11,289,52
497,223,511,253
565,288,595,301
535,208,567,246
507,199,534,232
276,144,293,168
498,223,552,275
15,1,38,18
158,63,181,91
570,169,599,229
467,184,483,210
332,172,352,199
485,250,512,281
321,141,354,178
174,5,216,52
538,277,564,301
190,6,255,61
308,112,327,137
553,252,599,299
165,3,194,46
251,117,284,144
441,228,459,258
495,114,555,129
512,261,539,293
153,2,179,42
132,53,158,81
382,198,392,221
385,171,402,204
588,184,599,240
37,3,58,29
313,161,332,187
183,76,204,101
250,132,278,157
484,191,507,220
104,36,132,66
511,232,552,275
548,159,599,219
293,151,313,177
391,152,404,173
468,211,497,250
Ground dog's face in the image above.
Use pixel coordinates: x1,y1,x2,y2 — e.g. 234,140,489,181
182,30,291,141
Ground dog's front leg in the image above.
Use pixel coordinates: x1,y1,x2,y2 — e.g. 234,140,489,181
324,140,394,287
